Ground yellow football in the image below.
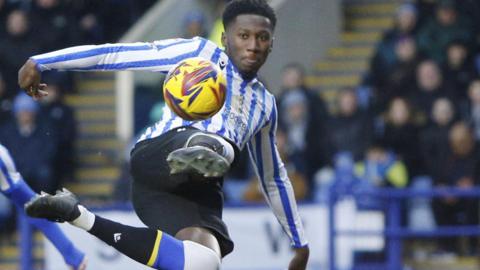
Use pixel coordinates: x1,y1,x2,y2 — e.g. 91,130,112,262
163,57,226,121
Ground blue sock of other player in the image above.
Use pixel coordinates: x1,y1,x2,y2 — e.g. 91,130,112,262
4,180,85,268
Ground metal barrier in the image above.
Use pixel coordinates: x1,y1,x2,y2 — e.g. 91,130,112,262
328,187,480,270
19,213,33,270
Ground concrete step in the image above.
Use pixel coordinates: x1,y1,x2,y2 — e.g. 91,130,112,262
74,167,120,181
77,138,120,150
345,2,398,16
77,80,115,93
66,182,114,197
345,17,393,31
315,59,368,72
77,152,116,167
327,46,374,59
76,109,116,121
341,31,381,44
79,122,116,134
65,95,115,107
306,74,361,88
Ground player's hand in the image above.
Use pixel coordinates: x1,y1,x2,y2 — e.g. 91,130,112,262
288,246,309,270
18,59,48,100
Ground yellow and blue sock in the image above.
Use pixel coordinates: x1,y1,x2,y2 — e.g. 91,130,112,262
89,215,186,270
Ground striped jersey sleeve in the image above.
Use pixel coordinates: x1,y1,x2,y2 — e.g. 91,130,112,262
31,37,215,73
246,97,308,248
0,144,21,193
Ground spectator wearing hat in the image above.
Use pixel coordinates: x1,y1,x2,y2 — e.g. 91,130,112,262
0,93,59,194
367,3,418,91
183,10,208,39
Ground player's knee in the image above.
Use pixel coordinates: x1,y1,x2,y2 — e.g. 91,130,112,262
183,240,221,270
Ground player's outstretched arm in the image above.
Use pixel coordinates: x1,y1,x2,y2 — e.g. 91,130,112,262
18,37,214,99
247,100,309,269
18,59,48,99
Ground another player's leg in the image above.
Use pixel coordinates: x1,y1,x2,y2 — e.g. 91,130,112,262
25,189,221,270
167,132,235,177
0,146,86,270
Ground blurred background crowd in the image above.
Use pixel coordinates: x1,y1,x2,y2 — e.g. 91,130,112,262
0,0,479,267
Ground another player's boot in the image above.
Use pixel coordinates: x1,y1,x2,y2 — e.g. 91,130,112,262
167,132,234,178
25,188,81,223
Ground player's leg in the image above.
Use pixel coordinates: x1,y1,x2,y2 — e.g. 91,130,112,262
0,145,86,269
130,127,235,258
25,189,221,270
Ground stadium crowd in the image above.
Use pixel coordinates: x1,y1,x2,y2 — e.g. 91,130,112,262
0,0,155,236
271,0,480,257
0,0,479,260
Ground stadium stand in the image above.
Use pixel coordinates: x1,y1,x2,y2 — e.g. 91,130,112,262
2,0,480,269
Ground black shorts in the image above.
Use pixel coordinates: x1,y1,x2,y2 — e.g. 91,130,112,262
130,127,234,257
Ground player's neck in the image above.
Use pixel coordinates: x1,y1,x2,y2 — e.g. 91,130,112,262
240,71,256,81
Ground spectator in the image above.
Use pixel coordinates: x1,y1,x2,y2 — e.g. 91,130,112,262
416,0,474,64
67,0,105,45
317,144,408,209
420,98,456,182
31,0,70,50
327,88,373,161
373,36,422,112
409,59,455,123
0,72,13,125
0,0,14,37
40,73,77,186
460,79,480,142
354,143,408,189
0,9,40,96
101,0,137,42
0,93,58,194
377,97,425,177
442,40,476,100
182,10,208,38
367,3,418,90
432,122,479,255
277,63,330,188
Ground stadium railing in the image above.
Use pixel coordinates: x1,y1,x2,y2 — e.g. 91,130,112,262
328,186,480,270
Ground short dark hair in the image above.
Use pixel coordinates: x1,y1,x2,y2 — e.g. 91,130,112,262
222,0,277,30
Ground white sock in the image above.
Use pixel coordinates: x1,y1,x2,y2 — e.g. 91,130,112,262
70,205,96,231
215,135,235,164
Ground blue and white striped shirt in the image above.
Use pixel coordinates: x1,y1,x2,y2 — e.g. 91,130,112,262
0,144,21,193
31,37,307,248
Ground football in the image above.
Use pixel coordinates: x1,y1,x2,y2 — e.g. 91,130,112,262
163,57,227,121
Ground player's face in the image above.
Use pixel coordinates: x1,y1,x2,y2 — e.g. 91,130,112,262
223,14,274,79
